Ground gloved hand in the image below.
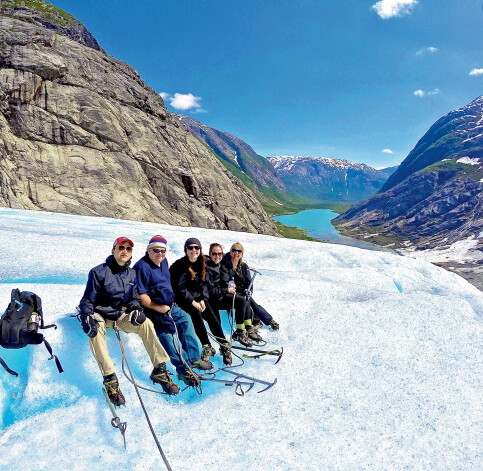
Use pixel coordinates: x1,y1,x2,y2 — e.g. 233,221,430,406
129,309,146,326
244,289,252,299
81,313,98,338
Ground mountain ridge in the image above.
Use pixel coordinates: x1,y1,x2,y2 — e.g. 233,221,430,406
0,0,277,235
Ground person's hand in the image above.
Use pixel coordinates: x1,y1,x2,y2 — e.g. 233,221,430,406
228,286,236,295
81,313,98,338
192,300,203,311
199,300,206,312
159,304,171,314
129,309,146,326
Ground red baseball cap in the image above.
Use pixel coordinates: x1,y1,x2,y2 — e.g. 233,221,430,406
113,236,134,248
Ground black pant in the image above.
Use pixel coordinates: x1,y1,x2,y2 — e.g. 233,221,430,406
213,294,250,325
178,300,228,346
250,298,273,325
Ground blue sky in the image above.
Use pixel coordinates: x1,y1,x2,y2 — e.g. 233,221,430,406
52,0,482,167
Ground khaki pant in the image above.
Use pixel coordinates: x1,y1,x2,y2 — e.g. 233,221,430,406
88,313,169,377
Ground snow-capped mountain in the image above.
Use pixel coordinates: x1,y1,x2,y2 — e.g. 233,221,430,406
268,156,396,204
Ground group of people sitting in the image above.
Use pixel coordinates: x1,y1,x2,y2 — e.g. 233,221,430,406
79,235,279,406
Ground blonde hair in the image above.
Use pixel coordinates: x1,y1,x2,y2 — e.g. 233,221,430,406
230,242,244,265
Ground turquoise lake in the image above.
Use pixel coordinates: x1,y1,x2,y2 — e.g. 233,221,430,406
274,209,386,251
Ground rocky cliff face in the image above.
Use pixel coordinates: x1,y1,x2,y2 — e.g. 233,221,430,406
0,1,277,235
268,156,395,204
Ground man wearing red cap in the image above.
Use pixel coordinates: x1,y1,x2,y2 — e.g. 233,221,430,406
79,237,180,406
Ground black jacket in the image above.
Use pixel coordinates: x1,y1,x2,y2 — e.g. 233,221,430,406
79,255,142,321
169,255,209,304
206,256,231,299
221,253,251,294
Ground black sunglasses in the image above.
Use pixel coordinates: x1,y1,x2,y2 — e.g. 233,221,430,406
118,245,132,253
187,245,200,251
152,248,166,254
231,248,242,254
210,252,223,256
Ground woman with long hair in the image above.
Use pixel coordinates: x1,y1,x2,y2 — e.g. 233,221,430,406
169,238,232,365
222,242,279,333
206,243,256,347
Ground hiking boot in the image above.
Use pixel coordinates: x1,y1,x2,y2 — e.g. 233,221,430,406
150,363,180,396
246,324,263,343
201,344,216,362
269,319,280,331
220,344,232,366
191,358,213,370
178,369,201,387
232,328,253,347
252,321,263,330
103,374,126,407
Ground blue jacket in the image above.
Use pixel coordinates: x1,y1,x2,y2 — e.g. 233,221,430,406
132,254,176,334
133,254,175,307
79,255,142,321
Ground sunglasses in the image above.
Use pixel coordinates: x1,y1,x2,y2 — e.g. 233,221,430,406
118,245,132,253
152,248,166,254
210,252,223,256
231,248,243,254
187,245,200,251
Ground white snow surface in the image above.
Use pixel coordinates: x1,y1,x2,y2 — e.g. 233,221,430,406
401,237,481,264
456,156,480,165
0,208,482,471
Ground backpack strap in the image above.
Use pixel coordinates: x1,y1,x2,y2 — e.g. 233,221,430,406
43,338,64,373
0,355,19,376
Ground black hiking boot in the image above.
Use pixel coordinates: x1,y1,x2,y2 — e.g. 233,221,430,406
178,369,201,387
103,374,126,407
232,328,253,347
201,344,216,362
191,358,213,370
246,324,263,343
269,319,280,331
220,344,232,366
150,363,180,396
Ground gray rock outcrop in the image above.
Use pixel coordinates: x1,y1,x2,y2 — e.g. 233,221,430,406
0,1,277,235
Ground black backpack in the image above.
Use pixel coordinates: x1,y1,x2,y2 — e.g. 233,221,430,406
0,288,63,376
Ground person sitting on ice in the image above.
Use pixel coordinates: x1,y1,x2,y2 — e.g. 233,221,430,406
170,238,232,366
222,242,279,331
206,242,262,346
133,235,213,387
78,236,180,407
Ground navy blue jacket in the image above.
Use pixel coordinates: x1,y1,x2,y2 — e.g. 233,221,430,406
133,254,175,307
221,253,252,294
79,255,142,321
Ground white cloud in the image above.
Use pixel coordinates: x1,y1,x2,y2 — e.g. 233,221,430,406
169,93,203,110
372,0,418,19
382,149,393,154
159,92,205,111
413,88,440,97
469,68,483,76
416,47,438,56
